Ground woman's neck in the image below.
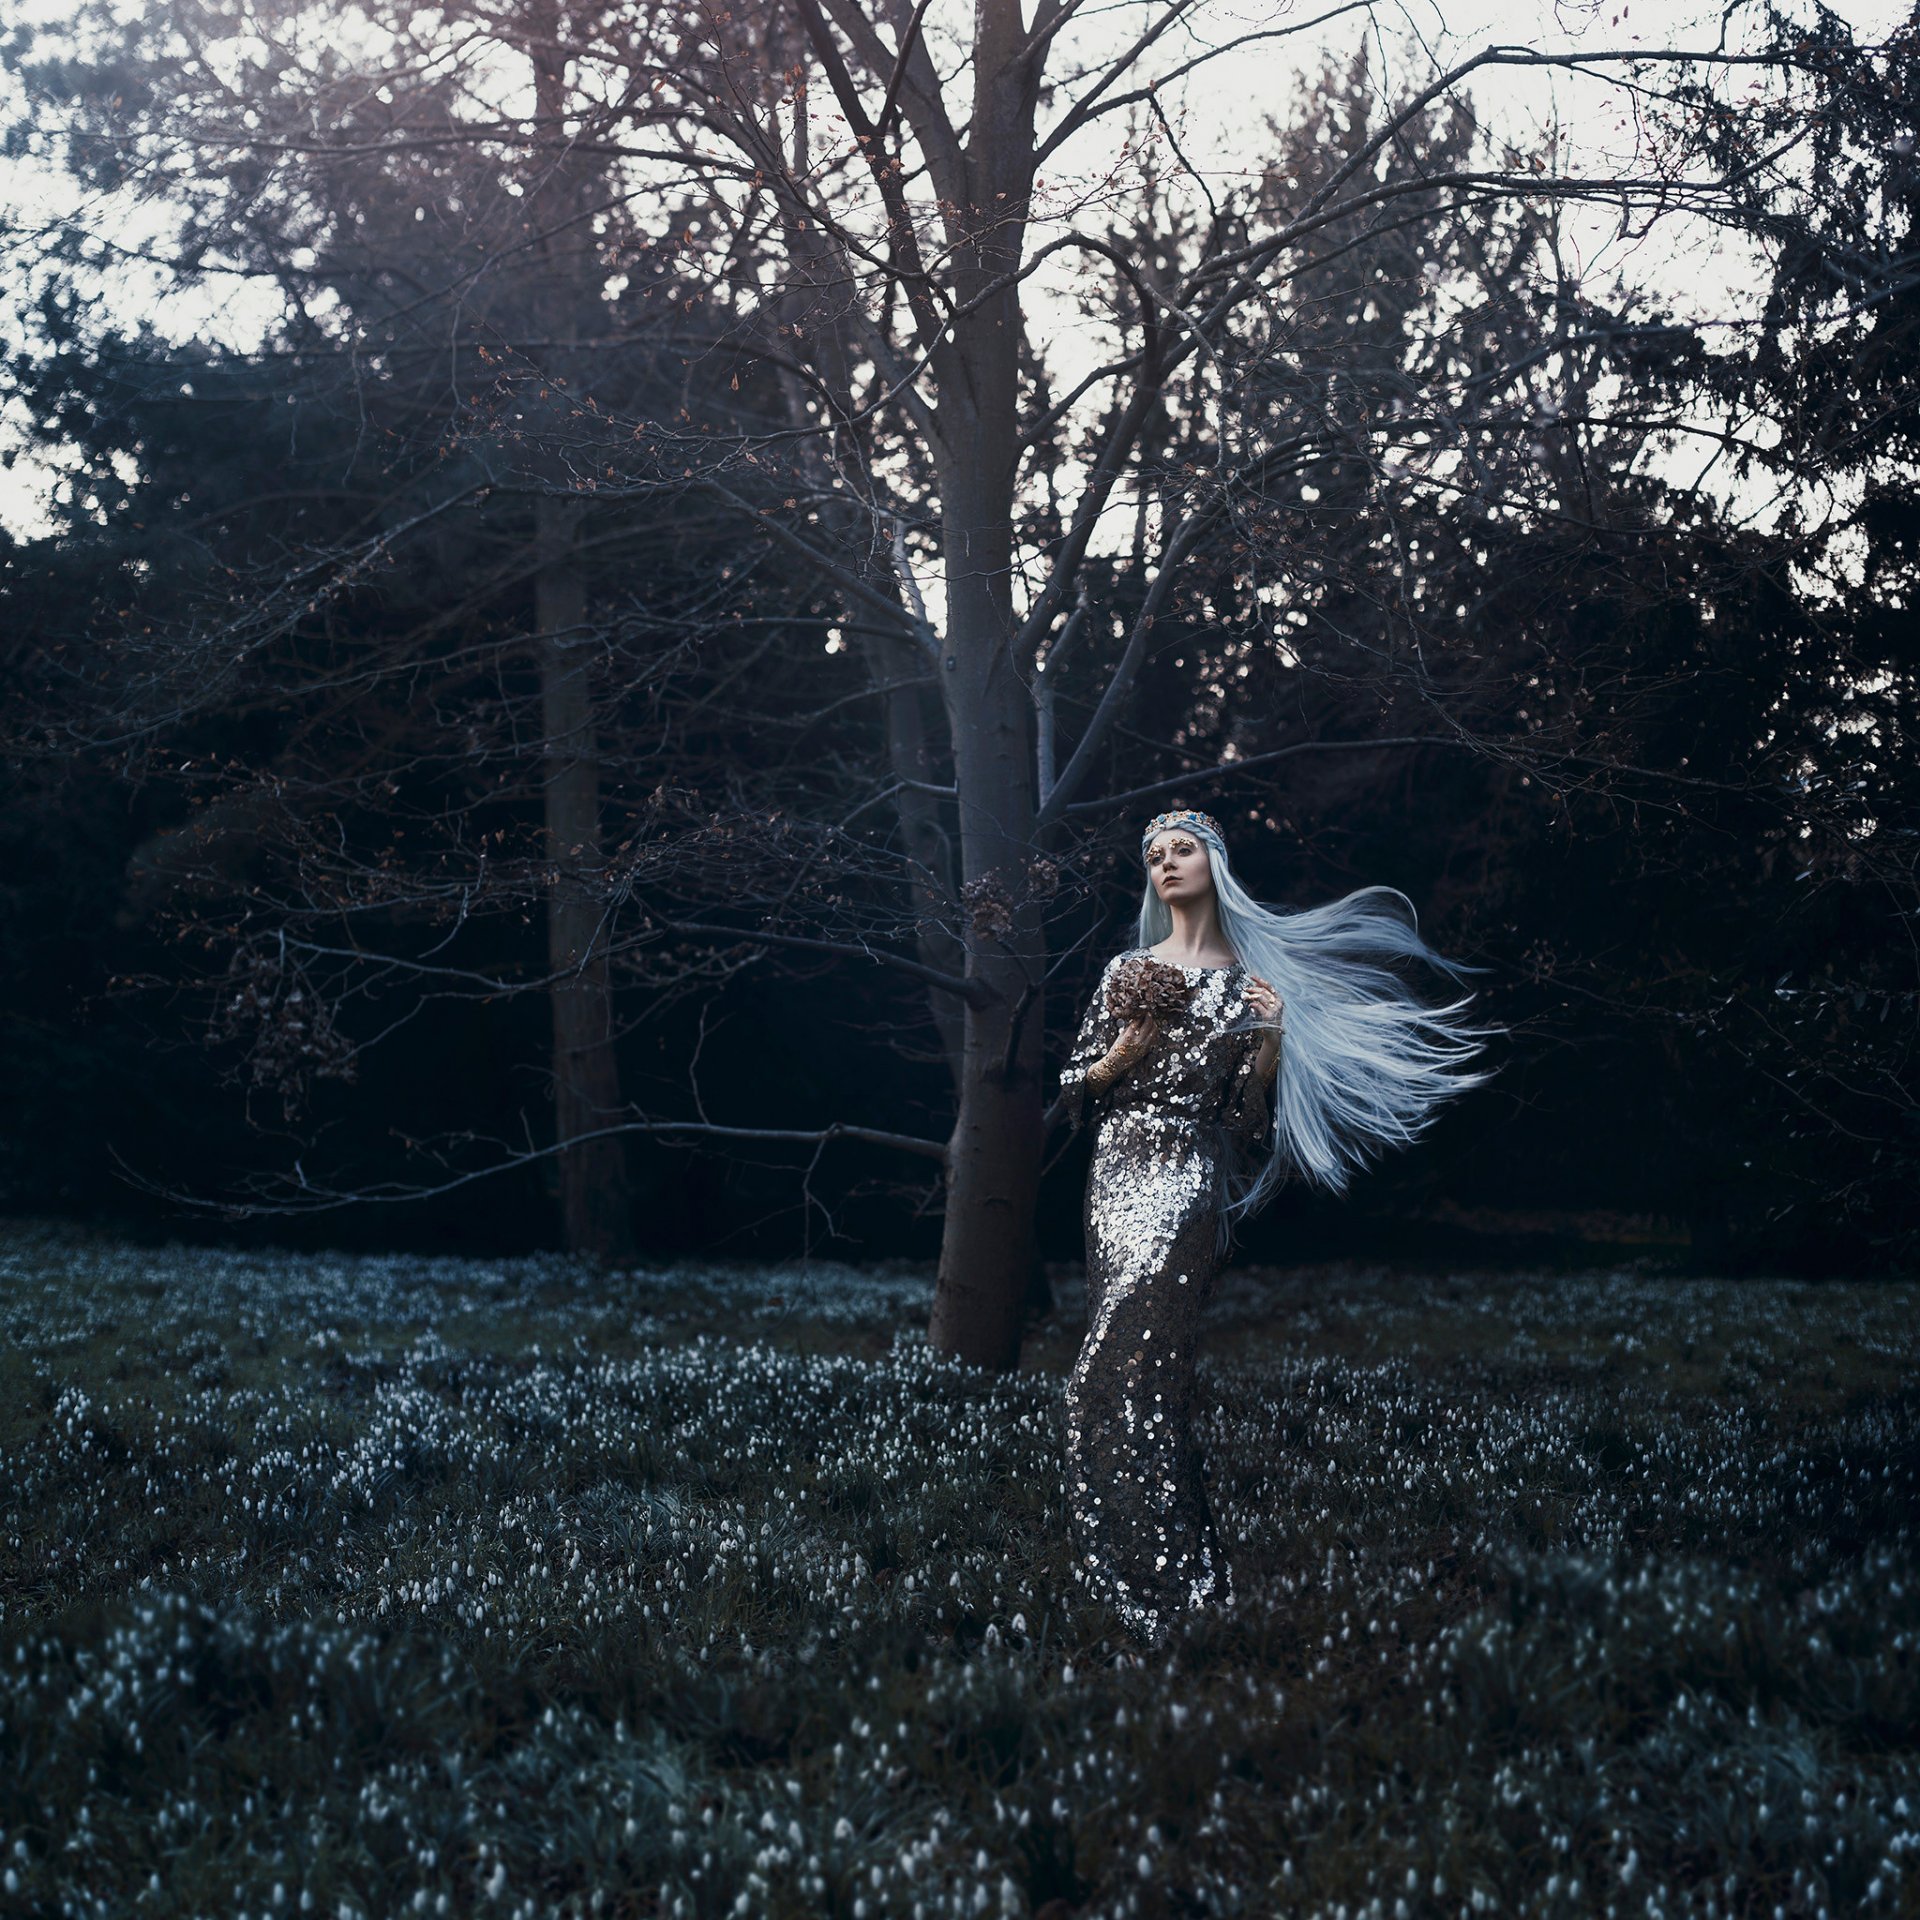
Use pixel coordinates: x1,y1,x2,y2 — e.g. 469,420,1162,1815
1150,901,1235,966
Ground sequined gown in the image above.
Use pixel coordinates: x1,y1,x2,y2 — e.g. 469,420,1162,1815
1056,951,1274,1646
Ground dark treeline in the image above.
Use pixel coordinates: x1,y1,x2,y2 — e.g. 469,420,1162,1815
2,4,1915,1329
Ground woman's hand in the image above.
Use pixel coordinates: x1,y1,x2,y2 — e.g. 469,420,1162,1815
1088,1015,1158,1094
1245,975,1285,1085
1245,975,1285,1031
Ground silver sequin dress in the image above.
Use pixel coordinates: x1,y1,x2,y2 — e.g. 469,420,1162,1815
1056,950,1275,1646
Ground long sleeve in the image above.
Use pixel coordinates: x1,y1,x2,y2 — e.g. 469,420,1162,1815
1220,1030,1276,1152
1057,959,1123,1135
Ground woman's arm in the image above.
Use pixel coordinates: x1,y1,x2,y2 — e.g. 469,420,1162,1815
1087,1017,1157,1093
1057,960,1153,1132
1244,975,1285,1083
1251,1028,1282,1086
1223,982,1285,1149
1222,1032,1278,1148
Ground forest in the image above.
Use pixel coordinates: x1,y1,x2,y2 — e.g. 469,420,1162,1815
3,7,1918,1918
2,1,1914,1368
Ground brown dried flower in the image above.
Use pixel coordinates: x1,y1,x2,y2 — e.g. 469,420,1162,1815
962,874,1015,941
1107,954,1196,1021
211,938,358,1118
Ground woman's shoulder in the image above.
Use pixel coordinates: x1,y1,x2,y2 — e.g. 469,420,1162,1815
1133,943,1243,971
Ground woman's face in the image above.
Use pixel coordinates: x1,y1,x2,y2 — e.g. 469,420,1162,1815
1146,830,1213,904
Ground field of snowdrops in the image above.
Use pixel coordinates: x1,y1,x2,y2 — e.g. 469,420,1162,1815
1,1219,1917,1920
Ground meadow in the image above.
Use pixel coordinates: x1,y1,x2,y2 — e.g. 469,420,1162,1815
0,1218,1915,1920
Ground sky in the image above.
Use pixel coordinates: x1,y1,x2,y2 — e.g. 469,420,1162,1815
0,0,1909,541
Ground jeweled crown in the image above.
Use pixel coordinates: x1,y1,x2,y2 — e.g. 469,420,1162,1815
1140,807,1223,852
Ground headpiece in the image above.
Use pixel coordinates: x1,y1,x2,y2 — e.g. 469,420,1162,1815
1140,808,1224,856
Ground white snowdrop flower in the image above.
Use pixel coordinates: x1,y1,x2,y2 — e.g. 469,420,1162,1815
834,1818,854,1842
1137,1854,1152,1879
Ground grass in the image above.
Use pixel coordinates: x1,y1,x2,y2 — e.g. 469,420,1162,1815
0,1217,1916,1920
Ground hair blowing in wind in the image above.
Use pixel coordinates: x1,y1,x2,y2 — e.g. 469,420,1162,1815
1135,819,1505,1224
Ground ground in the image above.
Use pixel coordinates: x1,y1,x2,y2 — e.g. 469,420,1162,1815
1,1219,1916,1919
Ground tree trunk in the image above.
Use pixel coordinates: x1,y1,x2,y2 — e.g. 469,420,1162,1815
925,465,1047,1371
923,6,1048,1369
538,495,637,1263
926,867,1047,1368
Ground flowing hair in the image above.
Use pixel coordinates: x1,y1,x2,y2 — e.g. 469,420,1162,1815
1135,820,1504,1231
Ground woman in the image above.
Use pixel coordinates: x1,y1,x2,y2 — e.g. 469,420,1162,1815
1056,807,1499,1648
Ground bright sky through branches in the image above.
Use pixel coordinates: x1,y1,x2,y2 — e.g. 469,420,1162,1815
0,0,1907,539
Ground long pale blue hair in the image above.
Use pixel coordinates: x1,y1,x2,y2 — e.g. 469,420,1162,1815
1135,815,1503,1231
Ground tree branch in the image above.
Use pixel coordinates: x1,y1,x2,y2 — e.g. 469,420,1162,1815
647,916,989,1005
